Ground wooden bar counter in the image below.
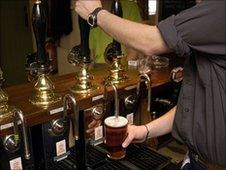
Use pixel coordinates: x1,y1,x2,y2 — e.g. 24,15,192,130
0,62,181,136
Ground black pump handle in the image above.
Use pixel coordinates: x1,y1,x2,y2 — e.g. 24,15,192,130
32,1,48,65
78,16,91,63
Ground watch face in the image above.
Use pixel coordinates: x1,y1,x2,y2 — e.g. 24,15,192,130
88,14,95,27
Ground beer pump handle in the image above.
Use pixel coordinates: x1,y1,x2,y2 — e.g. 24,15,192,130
78,16,91,63
111,0,122,56
32,0,48,66
111,0,123,17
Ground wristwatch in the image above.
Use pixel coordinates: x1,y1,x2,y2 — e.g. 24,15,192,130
87,7,103,28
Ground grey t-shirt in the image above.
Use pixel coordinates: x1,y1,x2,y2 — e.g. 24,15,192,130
158,0,226,166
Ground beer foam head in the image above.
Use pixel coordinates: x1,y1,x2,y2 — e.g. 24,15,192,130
104,116,128,128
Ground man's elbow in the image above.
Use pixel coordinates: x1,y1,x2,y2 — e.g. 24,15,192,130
140,45,156,56
139,26,171,56
139,42,171,56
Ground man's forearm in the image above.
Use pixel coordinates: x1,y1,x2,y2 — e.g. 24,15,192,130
146,106,177,138
97,10,171,56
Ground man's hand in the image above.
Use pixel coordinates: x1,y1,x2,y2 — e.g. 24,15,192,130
75,0,102,20
86,119,100,134
122,125,148,148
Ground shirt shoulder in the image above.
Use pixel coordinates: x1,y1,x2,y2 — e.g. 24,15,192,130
157,1,226,56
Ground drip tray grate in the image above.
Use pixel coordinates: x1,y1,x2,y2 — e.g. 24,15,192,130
125,144,170,169
92,160,131,170
46,144,170,170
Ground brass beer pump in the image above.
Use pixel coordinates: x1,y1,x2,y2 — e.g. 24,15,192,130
29,0,61,107
0,68,15,118
0,69,31,159
3,109,31,160
104,0,128,84
68,17,97,94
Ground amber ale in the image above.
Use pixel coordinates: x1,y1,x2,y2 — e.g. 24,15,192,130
104,116,128,160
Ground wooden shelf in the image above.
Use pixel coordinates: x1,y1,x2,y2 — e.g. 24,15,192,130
0,62,181,136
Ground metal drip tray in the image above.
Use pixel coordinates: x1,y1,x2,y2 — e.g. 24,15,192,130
92,160,131,170
86,145,107,167
125,144,170,169
46,159,73,170
93,144,170,170
45,144,170,170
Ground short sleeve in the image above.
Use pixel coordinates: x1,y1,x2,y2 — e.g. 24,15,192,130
157,1,226,57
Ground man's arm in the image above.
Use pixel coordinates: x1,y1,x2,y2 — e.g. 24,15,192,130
126,46,141,61
97,10,171,55
75,1,172,56
147,106,176,138
122,106,176,148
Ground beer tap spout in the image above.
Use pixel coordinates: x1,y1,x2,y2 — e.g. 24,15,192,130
13,109,31,160
63,94,79,140
111,84,119,119
104,83,120,118
137,73,151,113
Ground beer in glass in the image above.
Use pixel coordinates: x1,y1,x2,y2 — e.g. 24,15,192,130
104,116,128,160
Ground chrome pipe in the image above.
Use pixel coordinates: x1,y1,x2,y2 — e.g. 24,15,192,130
137,73,151,113
13,109,30,160
104,83,119,118
111,84,119,118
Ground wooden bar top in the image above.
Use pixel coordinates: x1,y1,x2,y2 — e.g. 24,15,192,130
0,62,181,136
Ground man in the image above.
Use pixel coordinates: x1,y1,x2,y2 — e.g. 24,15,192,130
75,1,226,169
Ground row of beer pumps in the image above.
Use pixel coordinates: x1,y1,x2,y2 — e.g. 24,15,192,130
0,0,152,169
27,0,151,104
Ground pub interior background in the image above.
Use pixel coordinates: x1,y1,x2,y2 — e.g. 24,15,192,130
0,0,167,86
0,0,195,86
0,0,198,170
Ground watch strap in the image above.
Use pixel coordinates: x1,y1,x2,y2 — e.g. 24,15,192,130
87,7,103,28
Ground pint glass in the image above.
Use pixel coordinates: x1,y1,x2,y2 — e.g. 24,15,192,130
104,116,128,160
